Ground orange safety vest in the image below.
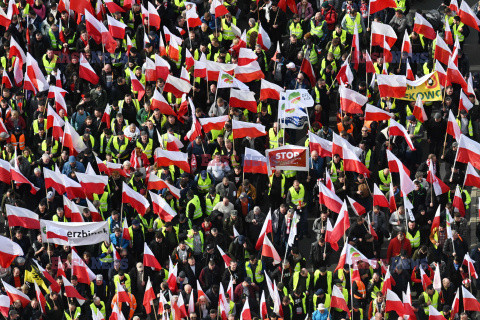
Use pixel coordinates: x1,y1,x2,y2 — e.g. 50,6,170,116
363,120,373,131
10,134,25,150
111,292,137,319
337,122,354,134
354,280,366,299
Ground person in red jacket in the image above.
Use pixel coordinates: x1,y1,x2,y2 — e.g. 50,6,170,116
129,145,149,170
386,230,412,263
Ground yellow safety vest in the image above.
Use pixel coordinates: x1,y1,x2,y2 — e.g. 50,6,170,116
289,22,303,39
345,13,362,34
289,185,305,207
245,261,265,283
187,195,203,220
269,128,284,149
42,54,58,74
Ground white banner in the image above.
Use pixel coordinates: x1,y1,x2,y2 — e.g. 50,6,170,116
40,220,109,246
285,89,314,108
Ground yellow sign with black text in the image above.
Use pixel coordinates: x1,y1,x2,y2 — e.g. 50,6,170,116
399,72,442,101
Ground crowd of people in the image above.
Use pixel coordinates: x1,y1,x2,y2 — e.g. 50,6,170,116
1,0,480,319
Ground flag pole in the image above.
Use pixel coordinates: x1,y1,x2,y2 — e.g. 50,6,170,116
441,77,449,157
280,243,289,281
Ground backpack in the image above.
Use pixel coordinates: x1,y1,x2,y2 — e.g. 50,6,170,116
322,6,338,30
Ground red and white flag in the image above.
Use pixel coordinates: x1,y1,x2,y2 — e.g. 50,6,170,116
75,172,108,198
12,58,23,87
64,121,88,155
26,53,48,92
144,242,162,270
434,33,452,65
429,305,446,320
154,149,190,173
318,182,343,213
199,115,228,133
381,268,396,294
129,69,145,101
260,79,284,100
308,132,332,157
462,286,480,312
389,119,416,150
420,267,433,291
413,96,428,122
406,61,415,81
371,21,397,47
71,249,96,284
238,48,258,66
257,23,271,50
377,74,407,98
463,252,478,279
343,147,370,176
234,61,264,83
446,110,461,141
115,281,131,303
11,163,40,194
147,1,161,29
459,90,473,113
456,134,480,171
151,89,176,116
205,60,235,81
369,0,396,14
1,69,12,89
459,0,480,31
364,104,393,121
232,120,266,139
0,295,8,319
79,53,99,85
63,174,86,199
244,148,268,174
9,37,26,65
34,282,47,314
6,205,39,229
464,163,480,188
122,182,150,216
386,289,405,316
2,280,30,307
262,236,282,264
185,97,202,142
230,89,257,113
373,183,389,207
401,30,412,57
336,59,353,85
155,54,170,80
210,0,229,16
444,17,454,45
403,284,416,320
451,289,460,319
217,245,232,267
347,196,366,216
449,0,459,11
85,10,103,43
413,13,436,39
383,37,393,63
452,185,465,216
329,201,350,246
0,236,23,268
47,104,65,139
143,277,155,315
340,86,368,114
164,74,192,98
147,174,180,199
447,58,468,92
43,167,66,195
331,285,350,316
240,299,252,320
427,162,449,196
365,51,375,73
0,160,10,185
255,210,272,250
150,191,177,222
105,0,125,13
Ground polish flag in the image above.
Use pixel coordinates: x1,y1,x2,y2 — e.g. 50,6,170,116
167,258,178,292
206,61,236,81
99,104,112,129
262,236,282,264
462,286,480,312
259,291,267,320
451,289,460,318
463,253,478,279
0,8,10,30
459,0,480,31
144,57,156,82
147,1,161,29
364,51,375,73
174,291,188,319
429,306,446,320
446,110,461,140
47,84,66,99
464,163,480,188
325,219,338,251
199,115,228,133
406,61,415,81
185,49,194,70
414,13,436,39
343,147,370,176
377,74,407,98
11,164,40,194
347,196,366,216
230,89,257,113
217,245,232,267
129,69,145,101
47,104,65,139
371,22,397,47
364,104,393,121
9,37,26,65
340,86,368,114
210,0,229,17
116,281,131,303
144,242,162,270
336,59,353,85
185,97,202,142
434,33,452,65
63,174,86,199
34,282,47,314
71,249,96,284
352,24,360,70
329,201,350,246
234,61,264,83
373,183,389,207
449,0,459,11
33,260,61,293
6,205,40,229
75,172,108,198
386,289,405,316
427,162,449,196
260,79,284,100
318,182,343,213
86,198,103,222
26,53,48,92
155,54,170,80
430,205,442,233
197,280,209,302
1,70,12,89
452,36,460,66
147,174,180,199
383,38,393,63
381,268,396,294
403,284,416,320
44,167,66,195
143,278,155,314
257,24,271,50
164,74,192,98
122,182,150,216
420,267,432,290
244,148,268,174
79,53,99,85
240,299,252,320
369,0,396,14
12,58,23,86
401,30,412,57
452,185,465,216
85,10,103,43
389,119,416,151
2,280,31,307
150,191,177,222
64,196,83,222
0,160,10,185
238,48,258,66
308,132,332,157
331,285,350,316
185,6,201,28
193,53,207,78
0,295,8,319
168,37,180,62
413,96,427,122
0,236,23,268
120,218,131,241
151,89,176,115
255,210,272,250
447,58,468,92
54,88,68,116
444,17,453,45
232,120,266,139
165,133,184,151
105,0,125,13
154,149,190,173
456,134,480,171
111,303,125,320
459,90,473,113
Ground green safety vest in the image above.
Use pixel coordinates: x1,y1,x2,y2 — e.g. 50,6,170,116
327,43,342,60
246,24,259,44
269,128,284,149
245,260,265,283
90,301,106,319
312,293,331,311
422,291,439,315
453,22,465,42
205,194,220,215
112,137,129,154
53,214,68,222
292,271,311,291
197,174,212,193
368,279,384,299
221,17,237,40
64,307,81,320
113,274,131,293
364,150,371,169
345,12,362,34
128,225,145,244
395,0,406,11
187,195,203,220
333,29,347,44
138,214,154,230
406,229,420,248
93,192,109,213
119,99,140,113
378,170,391,192
320,58,337,75
313,270,332,294
269,174,286,196
289,185,305,207
289,22,303,39
302,45,318,65
99,242,114,263
310,20,325,39
41,140,59,158
42,54,58,74
136,138,154,159
289,293,307,314
330,161,344,182
48,29,62,50
100,134,113,155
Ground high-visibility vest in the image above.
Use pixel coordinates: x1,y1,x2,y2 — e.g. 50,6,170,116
320,58,337,75
136,138,153,159
100,134,113,155
99,242,114,263
330,161,344,182
93,192,109,213
368,279,384,299
353,280,366,299
378,170,391,192
289,22,303,39
112,137,129,154
289,294,307,314
313,270,333,294
90,301,106,319
292,271,311,291
113,274,132,292
406,229,420,248
52,214,68,222
128,225,145,244
406,121,422,143
269,174,286,196
221,17,237,40
205,193,220,215
327,44,342,60
363,150,371,169
332,29,347,44
453,22,465,42
48,29,62,50
64,307,81,320
456,118,473,136
187,195,203,220
185,229,204,252
269,128,284,149
11,134,25,150
310,20,326,39
302,45,318,64
245,261,265,283
119,99,140,113
197,174,212,193
246,24,259,44
448,189,471,209
422,291,439,315
395,0,406,11
42,54,58,74
345,12,362,34
312,293,331,311
289,185,305,207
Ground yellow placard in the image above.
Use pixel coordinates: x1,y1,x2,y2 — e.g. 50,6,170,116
399,72,442,101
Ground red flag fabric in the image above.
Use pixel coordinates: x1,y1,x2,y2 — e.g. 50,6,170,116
462,286,480,312
122,182,150,216
377,74,407,98
464,163,480,188
0,236,23,268
5,205,40,229
369,0,396,14
2,280,30,307
150,191,177,222
373,183,389,207
255,211,272,250
79,54,99,85
260,79,284,100
413,13,436,39
230,89,257,113
244,148,268,174
143,243,162,270
385,290,405,317
340,86,368,114
232,120,266,139
459,1,480,31
308,132,333,157
364,104,394,121
154,149,191,173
